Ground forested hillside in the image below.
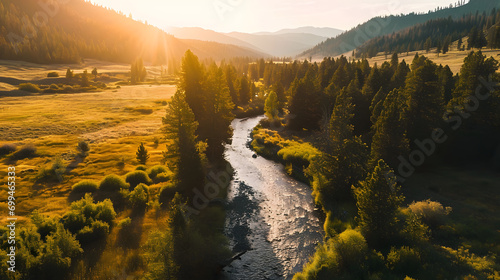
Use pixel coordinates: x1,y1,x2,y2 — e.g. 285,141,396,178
355,7,500,58
0,0,265,65
300,0,500,59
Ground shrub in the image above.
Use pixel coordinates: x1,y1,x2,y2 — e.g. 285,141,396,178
11,144,37,159
135,165,147,171
76,220,109,245
125,170,152,189
159,183,178,203
62,194,116,241
146,165,170,180
334,229,368,270
118,217,132,228
31,210,58,240
71,180,98,193
37,156,67,182
408,200,452,228
386,246,421,275
77,140,90,157
99,174,129,192
0,143,16,157
156,171,174,183
18,83,40,93
47,72,59,77
128,183,149,210
49,84,59,90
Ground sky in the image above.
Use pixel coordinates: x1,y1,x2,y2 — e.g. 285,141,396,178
89,0,460,33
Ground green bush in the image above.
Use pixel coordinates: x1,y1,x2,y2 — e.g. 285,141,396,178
47,72,59,77
386,246,421,275
18,83,40,93
62,194,116,244
146,165,172,180
11,144,37,159
31,210,58,240
159,183,178,203
118,217,132,228
125,170,152,188
76,220,109,245
99,174,129,191
135,165,147,171
334,229,368,270
129,183,149,210
156,171,174,183
36,156,67,182
0,143,16,156
71,180,98,193
408,200,452,228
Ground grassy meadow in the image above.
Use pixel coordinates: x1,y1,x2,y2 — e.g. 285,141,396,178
0,67,178,276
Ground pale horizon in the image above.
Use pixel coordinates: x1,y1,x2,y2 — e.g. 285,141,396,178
89,0,461,34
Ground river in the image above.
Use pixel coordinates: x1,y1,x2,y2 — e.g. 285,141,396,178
221,116,323,280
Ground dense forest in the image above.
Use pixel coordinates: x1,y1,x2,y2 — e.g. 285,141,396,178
0,0,265,65
300,0,500,59
245,50,500,279
355,8,500,58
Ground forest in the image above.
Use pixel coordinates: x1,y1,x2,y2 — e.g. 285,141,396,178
355,8,500,58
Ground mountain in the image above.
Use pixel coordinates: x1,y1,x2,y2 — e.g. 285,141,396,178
0,0,266,65
300,0,500,59
253,26,343,38
165,27,264,52
167,26,343,57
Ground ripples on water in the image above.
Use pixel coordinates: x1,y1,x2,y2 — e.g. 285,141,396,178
221,116,323,280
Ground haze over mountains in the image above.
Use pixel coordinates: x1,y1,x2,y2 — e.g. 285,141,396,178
166,26,343,57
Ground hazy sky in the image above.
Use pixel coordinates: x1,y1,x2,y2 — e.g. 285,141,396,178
89,0,459,33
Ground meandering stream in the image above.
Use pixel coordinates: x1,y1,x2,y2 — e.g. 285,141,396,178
221,116,323,280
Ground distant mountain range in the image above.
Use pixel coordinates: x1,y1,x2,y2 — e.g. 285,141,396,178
299,0,500,59
166,27,343,57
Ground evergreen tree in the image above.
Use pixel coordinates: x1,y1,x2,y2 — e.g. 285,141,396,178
179,50,205,127
353,159,404,248
404,56,444,141
264,91,279,120
287,74,322,131
80,70,90,87
66,68,73,79
238,75,251,105
201,64,235,161
91,67,98,79
136,142,150,165
370,89,410,169
163,90,204,195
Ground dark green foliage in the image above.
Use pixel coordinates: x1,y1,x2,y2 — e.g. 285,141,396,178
136,142,150,165
128,183,149,210
62,194,116,245
91,67,98,79
238,75,252,105
135,165,148,171
159,183,179,204
125,170,152,189
30,211,58,241
353,160,404,248
386,246,421,276
99,174,129,192
47,72,59,77
0,143,16,157
163,88,204,196
71,180,99,193
80,70,90,87
287,74,322,131
146,165,170,179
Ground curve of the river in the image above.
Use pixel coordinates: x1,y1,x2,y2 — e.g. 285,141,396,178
221,116,323,280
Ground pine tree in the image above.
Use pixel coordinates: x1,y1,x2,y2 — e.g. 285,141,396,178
136,142,150,165
80,70,90,87
353,159,404,248
163,90,204,195
370,89,410,169
238,75,251,105
66,68,73,79
201,64,235,161
91,67,98,79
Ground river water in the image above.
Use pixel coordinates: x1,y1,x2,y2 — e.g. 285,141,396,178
221,116,323,280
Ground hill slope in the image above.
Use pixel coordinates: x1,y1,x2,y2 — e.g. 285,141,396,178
300,0,500,59
0,0,265,65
